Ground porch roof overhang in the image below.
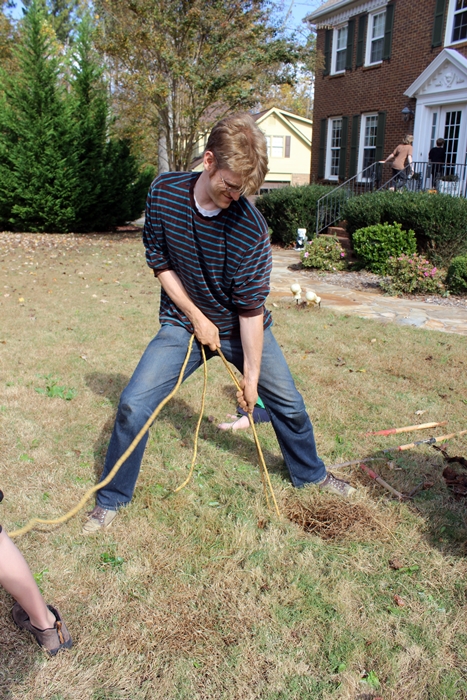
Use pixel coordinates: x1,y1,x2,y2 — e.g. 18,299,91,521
404,49,467,99
306,0,388,27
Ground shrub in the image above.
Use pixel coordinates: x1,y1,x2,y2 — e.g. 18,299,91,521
300,236,347,271
255,184,335,247
352,222,416,274
342,190,467,267
380,254,446,296
446,255,467,295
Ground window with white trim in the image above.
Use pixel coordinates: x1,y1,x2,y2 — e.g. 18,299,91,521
446,0,467,45
358,113,378,175
366,9,386,65
332,24,348,74
326,118,342,180
265,135,284,158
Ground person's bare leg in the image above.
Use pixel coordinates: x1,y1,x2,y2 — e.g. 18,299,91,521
0,529,55,630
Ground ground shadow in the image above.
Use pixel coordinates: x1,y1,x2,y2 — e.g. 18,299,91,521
166,396,289,482
352,450,467,559
84,373,129,480
82,370,289,488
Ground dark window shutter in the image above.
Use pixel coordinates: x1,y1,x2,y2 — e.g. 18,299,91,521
356,14,367,67
383,4,394,60
432,0,446,47
375,111,386,162
285,135,291,158
345,19,355,70
323,29,332,75
338,117,348,180
349,115,360,176
318,119,327,179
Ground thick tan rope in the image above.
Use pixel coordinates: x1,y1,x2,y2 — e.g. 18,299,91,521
216,349,280,517
173,344,208,493
9,335,279,538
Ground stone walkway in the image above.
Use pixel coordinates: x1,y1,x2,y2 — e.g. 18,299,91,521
270,249,467,336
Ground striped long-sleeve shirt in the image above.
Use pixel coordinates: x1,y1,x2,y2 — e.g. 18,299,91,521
143,172,273,337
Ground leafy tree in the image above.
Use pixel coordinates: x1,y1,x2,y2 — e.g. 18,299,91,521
0,0,79,230
96,0,302,171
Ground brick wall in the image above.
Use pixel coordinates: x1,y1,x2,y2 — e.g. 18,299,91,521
311,0,467,181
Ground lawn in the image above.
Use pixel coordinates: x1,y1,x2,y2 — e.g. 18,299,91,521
0,231,466,700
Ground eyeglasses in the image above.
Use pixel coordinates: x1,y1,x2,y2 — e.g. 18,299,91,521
218,172,242,195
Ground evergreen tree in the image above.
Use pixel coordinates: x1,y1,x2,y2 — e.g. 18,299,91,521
69,14,153,230
0,0,79,231
0,2,152,232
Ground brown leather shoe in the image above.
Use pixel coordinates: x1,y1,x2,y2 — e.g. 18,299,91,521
12,603,73,655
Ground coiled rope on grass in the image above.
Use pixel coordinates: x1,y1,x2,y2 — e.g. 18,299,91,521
9,335,279,539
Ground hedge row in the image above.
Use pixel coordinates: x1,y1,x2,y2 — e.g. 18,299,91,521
342,191,467,267
255,184,334,247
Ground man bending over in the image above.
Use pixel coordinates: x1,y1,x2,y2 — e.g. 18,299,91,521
83,113,355,533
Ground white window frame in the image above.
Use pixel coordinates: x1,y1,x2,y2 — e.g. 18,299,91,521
331,24,348,75
325,117,343,180
445,0,467,46
365,8,386,66
357,113,379,179
265,135,284,158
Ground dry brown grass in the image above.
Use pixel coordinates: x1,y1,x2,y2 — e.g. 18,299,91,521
284,492,398,542
1,232,467,700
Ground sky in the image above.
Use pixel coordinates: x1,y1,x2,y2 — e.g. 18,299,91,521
284,0,325,31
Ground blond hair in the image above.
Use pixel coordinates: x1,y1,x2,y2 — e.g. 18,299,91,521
205,113,269,195
403,134,414,145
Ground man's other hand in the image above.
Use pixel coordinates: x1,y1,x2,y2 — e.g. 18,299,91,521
192,312,221,351
236,378,258,413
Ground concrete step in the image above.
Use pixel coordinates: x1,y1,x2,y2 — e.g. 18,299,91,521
320,232,353,251
327,226,347,237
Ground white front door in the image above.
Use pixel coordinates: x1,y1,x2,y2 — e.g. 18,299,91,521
427,104,467,193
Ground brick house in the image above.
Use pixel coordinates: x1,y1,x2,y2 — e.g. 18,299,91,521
307,0,467,187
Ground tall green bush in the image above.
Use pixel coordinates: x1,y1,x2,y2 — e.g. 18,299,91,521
352,222,416,274
342,190,467,267
0,1,79,231
255,184,334,247
0,1,152,232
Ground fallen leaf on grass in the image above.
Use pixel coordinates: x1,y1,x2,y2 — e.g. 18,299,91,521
393,594,406,607
335,357,346,366
415,410,426,416
389,558,403,570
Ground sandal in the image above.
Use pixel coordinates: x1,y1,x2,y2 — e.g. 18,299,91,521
12,602,73,655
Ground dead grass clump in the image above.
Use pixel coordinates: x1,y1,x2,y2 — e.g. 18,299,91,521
285,494,395,542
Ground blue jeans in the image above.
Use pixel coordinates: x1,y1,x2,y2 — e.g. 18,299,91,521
96,325,326,509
